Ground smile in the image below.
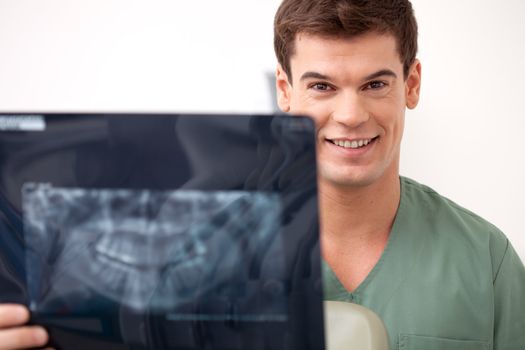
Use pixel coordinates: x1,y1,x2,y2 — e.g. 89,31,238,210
328,137,378,149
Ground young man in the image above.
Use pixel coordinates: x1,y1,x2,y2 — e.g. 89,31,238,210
273,0,525,349
0,0,524,349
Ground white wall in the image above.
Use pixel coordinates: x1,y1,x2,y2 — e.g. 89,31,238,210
0,0,523,261
0,0,280,112
403,0,525,261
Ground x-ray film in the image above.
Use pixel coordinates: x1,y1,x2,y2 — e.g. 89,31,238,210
23,183,283,316
0,113,324,349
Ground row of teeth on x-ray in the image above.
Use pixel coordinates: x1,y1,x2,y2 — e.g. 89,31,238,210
23,183,281,311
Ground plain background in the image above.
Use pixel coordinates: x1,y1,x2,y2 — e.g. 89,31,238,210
0,0,523,261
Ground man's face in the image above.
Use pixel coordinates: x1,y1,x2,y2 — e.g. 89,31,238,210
276,32,421,189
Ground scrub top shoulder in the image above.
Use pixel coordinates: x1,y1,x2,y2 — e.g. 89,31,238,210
323,176,525,350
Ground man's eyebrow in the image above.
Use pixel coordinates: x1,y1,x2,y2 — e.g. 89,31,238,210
299,69,397,83
363,69,397,81
299,71,331,81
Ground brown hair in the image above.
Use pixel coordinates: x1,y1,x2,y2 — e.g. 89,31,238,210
274,0,418,81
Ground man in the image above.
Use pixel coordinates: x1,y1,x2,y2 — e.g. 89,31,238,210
272,0,525,349
1,0,524,349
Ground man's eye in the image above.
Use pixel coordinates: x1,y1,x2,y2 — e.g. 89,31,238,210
365,81,386,90
310,83,331,91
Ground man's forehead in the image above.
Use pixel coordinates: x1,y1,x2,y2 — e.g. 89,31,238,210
289,32,403,79
292,31,399,58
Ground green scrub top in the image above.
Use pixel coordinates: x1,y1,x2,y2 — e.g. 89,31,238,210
323,177,525,350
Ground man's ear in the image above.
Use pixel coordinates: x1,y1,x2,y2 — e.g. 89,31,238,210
276,64,292,112
405,59,421,110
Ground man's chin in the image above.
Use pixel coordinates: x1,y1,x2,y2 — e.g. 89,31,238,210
318,171,380,189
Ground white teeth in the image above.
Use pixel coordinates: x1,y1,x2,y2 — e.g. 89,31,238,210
331,138,373,149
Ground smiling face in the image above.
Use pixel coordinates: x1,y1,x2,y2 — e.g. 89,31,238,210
276,32,421,189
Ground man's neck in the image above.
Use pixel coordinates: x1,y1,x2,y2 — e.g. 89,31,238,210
319,170,401,247
318,170,401,291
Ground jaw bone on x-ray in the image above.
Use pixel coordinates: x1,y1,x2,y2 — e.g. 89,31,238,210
22,182,282,315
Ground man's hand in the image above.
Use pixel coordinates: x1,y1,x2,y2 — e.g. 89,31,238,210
0,304,51,350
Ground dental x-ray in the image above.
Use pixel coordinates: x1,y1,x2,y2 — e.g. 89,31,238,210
0,113,324,349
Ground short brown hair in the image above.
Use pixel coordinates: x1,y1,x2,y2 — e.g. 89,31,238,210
274,0,418,81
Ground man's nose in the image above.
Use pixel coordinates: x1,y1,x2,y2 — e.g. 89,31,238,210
330,92,369,127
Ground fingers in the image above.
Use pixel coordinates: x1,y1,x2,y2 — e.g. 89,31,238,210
0,304,51,350
0,325,49,350
0,304,29,328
